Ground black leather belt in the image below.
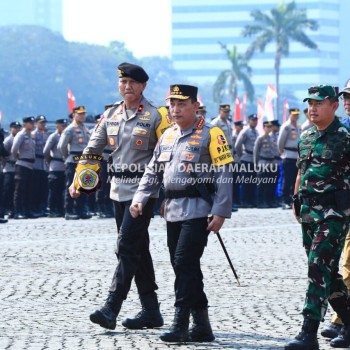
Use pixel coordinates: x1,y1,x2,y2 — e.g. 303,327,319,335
300,192,336,207
285,147,298,152
165,184,215,200
51,157,64,162
103,150,113,154
245,149,253,154
6,160,16,164
35,154,44,159
260,156,274,161
69,151,81,155
18,158,35,163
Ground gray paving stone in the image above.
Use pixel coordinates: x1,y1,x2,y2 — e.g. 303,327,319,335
0,209,339,349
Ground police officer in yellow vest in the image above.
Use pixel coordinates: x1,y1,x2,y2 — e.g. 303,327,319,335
69,62,171,331
58,105,91,220
130,84,233,343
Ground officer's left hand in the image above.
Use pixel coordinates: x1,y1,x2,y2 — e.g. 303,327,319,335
130,202,143,218
207,215,225,234
69,182,81,198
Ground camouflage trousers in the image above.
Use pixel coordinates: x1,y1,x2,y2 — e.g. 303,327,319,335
302,217,349,321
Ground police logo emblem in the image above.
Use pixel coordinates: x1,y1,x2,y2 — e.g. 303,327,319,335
73,154,103,195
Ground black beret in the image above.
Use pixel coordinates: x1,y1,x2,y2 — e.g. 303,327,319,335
23,116,35,123
94,114,102,121
35,115,47,122
233,121,243,126
167,84,198,100
117,62,149,83
56,118,68,124
10,121,21,128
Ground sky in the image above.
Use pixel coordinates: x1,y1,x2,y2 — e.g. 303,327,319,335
62,0,172,58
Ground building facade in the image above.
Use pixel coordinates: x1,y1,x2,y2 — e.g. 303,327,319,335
0,0,62,34
172,0,346,113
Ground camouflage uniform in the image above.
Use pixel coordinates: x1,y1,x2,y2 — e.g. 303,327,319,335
297,118,350,321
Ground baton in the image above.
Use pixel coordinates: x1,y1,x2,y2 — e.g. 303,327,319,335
216,231,240,285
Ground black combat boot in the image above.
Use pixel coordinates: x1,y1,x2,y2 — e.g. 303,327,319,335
284,318,320,350
160,307,190,342
122,292,163,329
330,325,350,348
320,322,342,339
189,307,215,342
90,292,123,330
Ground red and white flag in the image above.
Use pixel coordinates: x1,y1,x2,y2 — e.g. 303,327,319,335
67,89,76,113
282,99,289,123
256,98,265,134
264,83,277,121
242,94,247,122
234,96,241,122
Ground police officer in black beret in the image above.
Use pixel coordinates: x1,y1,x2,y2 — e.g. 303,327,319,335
69,62,172,331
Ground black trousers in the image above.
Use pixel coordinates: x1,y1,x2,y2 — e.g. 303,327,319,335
109,198,158,299
64,162,87,215
2,172,15,213
96,161,113,213
167,217,209,308
48,171,65,215
31,169,48,213
14,165,33,215
240,160,257,206
282,158,298,204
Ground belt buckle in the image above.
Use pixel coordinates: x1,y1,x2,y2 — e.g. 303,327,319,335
310,197,318,206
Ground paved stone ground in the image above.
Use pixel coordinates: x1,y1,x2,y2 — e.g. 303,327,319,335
0,208,340,349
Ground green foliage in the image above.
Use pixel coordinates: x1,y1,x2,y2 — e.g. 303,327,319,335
242,1,318,118
0,25,178,127
213,43,254,105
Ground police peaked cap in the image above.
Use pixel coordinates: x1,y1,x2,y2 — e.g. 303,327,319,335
117,62,149,83
167,84,198,100
10,121,21,128
56,118,68,124
289,108,300,115
35,115,47,122
23,116,35,123
73,106,86,114
339,79,350,96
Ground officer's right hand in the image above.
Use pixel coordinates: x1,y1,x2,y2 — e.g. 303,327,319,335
130,202,143,218
69,182,81,198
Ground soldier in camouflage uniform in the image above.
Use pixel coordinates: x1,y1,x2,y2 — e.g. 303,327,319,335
69,63,171,332
285,85,350,350
130,84,233,343
321,79,350,340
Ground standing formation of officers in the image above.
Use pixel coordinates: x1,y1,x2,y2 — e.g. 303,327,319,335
0,107,113,222
209,103,302,210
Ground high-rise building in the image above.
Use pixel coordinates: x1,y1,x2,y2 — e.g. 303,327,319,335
0,0,63,34
172,0,349,112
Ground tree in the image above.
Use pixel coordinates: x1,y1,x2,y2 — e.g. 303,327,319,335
213,43,254,105
242,1,318,119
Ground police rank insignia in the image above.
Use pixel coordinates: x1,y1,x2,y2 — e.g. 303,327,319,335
73,154,103,195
